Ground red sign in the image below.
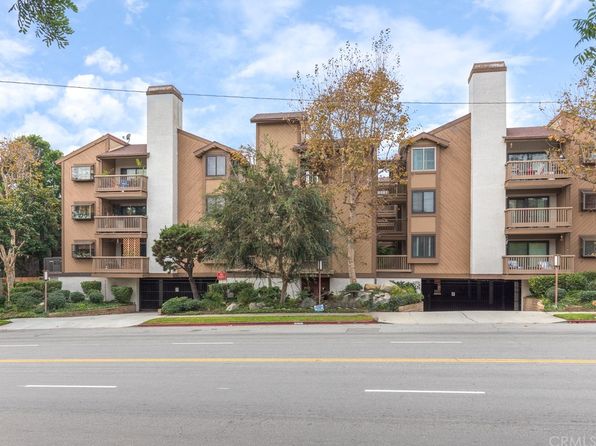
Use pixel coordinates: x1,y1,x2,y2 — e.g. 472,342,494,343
216,271,227,281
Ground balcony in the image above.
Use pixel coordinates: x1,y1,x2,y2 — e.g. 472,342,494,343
505,160,570,189
377,181,406,201
95,175,147,199
92,256,149,276
505,207,572,234
301,258,333,275
377,218,406,238
503,255,574,275
95,216,147,236
376,255,411,272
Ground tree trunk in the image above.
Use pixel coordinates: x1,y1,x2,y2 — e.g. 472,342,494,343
0,230,20,303
346,199,357,283
280,278,288,305
185,266,199,300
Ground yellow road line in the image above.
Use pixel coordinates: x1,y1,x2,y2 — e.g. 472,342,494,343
0,357,596,364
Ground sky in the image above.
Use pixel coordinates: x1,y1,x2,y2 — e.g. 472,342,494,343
0,0,591,154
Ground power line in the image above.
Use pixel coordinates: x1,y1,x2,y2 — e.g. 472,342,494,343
0,79,559,105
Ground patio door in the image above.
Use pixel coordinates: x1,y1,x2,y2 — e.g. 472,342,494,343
506,241,549,256
507,196,549,224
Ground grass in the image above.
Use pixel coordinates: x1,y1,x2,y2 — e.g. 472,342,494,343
554,313,596,321
0,320,10,326
142,314,376,325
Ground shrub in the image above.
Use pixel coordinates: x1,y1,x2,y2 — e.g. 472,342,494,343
81,281,102,295
111,286,133,304
237,286,258,306
87,290,104,304
47,291,67,311
161,297,202,314
395,293,424,306
577,290,596,303
205,283,226,302
11,289,43,303
207,283,228,297
587,280,596,291
12,292,41,311
345,283,362,292
528,276,555,297
390,281,418,293
14,280,62,293
581,271,596,282
258,286,281,304
69,291,85,303
0,294,4,308
545,287,567,301
228,281,254,297
562,274,588,291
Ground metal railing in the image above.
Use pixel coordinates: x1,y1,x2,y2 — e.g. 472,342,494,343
377,218,406,235
95,216,147,233
503,255,574,274
377,182,407,200
376,255,411,272
92,256,149,274
505,160,569,181
95,175,147,193
43,257,62,273
505,207,572,228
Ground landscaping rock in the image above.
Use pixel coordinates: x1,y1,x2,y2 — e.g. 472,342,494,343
226,303,239,312
364,283,380,291
592,300,596,307
381,284,394,292
398,302,423,312
248,302,265,310
373,293,391,305
300,297,316,308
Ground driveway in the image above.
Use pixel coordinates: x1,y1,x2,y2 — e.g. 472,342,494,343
0,313,158,330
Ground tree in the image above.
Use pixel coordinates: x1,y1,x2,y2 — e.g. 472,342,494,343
17,135,62,198
0,230,24,302
210,148,334,303
152,223,213,300
294,30,410,283
0,137,38,199
573,0,596,74
9,0,78,48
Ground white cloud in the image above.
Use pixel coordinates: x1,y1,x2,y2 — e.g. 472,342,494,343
226,0,303,38
0,38,33,62
123,0,148,25
84,47,128,74
475,0,585,37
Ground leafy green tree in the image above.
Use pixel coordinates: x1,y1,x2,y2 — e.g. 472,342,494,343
574,0,596,73
17,135,62,198
210,149,334,303
152,223,214,300
9,0,78,48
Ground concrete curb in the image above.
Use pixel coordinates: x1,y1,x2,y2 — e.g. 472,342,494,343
139,321,378,327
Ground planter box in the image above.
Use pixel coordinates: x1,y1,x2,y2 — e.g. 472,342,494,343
398,302,423,312
523,297,544,312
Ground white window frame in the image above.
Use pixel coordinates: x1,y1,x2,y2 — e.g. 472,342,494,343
411,147,436,172
71,165,94,181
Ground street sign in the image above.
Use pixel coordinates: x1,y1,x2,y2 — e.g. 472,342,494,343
314,304,325,312
216,271,227,281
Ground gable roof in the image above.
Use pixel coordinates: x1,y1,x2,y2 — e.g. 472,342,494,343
56,134,128,164
193,141,239,158
505,126,559,141
402,132,450,149
96,144,147,159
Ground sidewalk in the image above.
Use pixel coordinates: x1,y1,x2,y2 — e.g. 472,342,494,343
371,311,563,324
0,312,159,330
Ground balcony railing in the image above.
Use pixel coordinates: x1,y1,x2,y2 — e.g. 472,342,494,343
377,182,407,200
505,160,569,181
505,207,572,229
43,257,62,273
376,255,411,272
95,175,147,194
95,216,147,234
92,256,149,275
377,218,406,235
503,255,574,274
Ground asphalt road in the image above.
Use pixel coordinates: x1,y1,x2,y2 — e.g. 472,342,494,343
1,323,596,446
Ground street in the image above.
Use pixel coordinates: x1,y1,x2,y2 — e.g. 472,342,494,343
1,323,596,445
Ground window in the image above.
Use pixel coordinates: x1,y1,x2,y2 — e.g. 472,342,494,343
71,204,95,220
581,238,596,257
412,147,436,171
582,145,596,164
412,235,435,258
507,196,549,209
120,167,145,175
207,155,226,176
206,195,225,213
581,191,596,211
71,165,94,181
506,241,549,256
412,190,435,213
506,152,548,162
115,205,146,216
71,241,95,259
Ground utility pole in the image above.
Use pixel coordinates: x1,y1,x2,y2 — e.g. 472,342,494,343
553,255,561,308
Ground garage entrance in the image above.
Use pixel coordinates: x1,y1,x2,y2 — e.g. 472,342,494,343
422,279,519,311
139,278,216,310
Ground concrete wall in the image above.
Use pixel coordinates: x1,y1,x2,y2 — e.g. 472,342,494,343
469,63,507,274
106,278,140,309
57,276,107,295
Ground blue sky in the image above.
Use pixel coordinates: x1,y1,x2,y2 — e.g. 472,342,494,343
0,0,591,153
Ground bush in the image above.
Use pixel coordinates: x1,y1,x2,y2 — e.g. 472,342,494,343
161,296,202,314
587,280,596,291
257,286,281,304
228,281,254,297
545,287,567,301
237,286,258,306
47,291,67,311
12,292,41,311
81,281,102,295
578,290,596,303
87,290,104,304
207,283,228,297
395,292,424,306
562,273,588,291
205,283,226,302
0,294,5,308
14,280,62,293
69,291,85,303
528,276,555,297
111,286,133,304
345,283,362,292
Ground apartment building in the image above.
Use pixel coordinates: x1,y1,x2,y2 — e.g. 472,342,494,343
50,62,594,311
253,62,596,311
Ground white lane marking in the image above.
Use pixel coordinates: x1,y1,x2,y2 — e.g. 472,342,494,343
0,344,40,347
23,385,117,389
365,389,485,395
172,342,234,345
390,341,462,344
217,387,231,390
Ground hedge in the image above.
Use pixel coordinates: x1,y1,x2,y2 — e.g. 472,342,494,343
87,290,104,304
161,297,202,314
47,291,67,311
14,280,62,293
529,273,594,298
111,286,133,304
81,281,102,295
69,291,85,303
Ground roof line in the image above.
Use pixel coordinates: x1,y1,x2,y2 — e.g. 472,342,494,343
429,113,471,134
56,134,127,164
